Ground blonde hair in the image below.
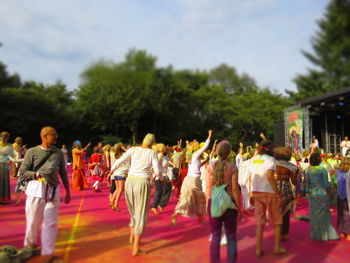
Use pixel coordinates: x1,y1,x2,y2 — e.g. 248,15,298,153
103,144,111,152
157,143,166,153
114,143,125,159
142,133,155,148
340,157,350,172
212,141,231,187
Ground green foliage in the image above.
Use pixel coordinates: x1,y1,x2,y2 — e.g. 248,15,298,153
2,48,290,147
289,0,350,102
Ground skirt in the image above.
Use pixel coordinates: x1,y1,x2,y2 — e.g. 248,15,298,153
174,176,206,217
309,189,339,241
337,198,350,234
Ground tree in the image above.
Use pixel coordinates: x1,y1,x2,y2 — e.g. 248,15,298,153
289,0,350,101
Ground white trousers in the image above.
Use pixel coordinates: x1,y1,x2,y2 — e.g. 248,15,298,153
240,185,252,210
24,196,59,255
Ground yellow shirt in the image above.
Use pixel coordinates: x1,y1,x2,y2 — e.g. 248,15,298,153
72,148,84,169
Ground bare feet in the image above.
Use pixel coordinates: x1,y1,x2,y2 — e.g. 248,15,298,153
157,205,163,213
151,208,159,215
171,214,177,225
273,247,287,254
198,216,206,224
132,248,146,256
255,250,264,257
15,200,22,206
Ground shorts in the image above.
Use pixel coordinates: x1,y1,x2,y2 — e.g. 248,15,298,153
114,176,126,181
252,192,282,226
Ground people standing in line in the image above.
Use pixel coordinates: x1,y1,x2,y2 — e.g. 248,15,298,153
250,140,286,256
109,133,161,256
340,137,350,157
303,152,339,241
273,147,298,241
171,130,212,225
19,126,71,255
336,157,350,240
206,140,241,263
72,140,91,191
0,131,15,203
108,143,130,211
151,143,172,215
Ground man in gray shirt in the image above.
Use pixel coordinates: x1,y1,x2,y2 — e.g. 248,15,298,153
19,126,71,256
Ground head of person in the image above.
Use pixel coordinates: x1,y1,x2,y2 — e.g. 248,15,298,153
62,144,66,149
157,143,167,155
40,127,58,147
93,146,100,153
114,143,125,159
73,140,82,149
15,137,23,145
173,146,182,152
258,140,273,156
188,140,200,153
0,131,10,143
274,146,292,161
142,133,155,149
216,140,231,160
97,142,103,148
103,144,111,152
302,150,309,158
291,130,297,137
309,152,322,166
340,157,350,173
345,136,349,141
213,140,232,186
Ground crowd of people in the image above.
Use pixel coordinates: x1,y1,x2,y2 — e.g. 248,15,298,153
1,128,350,262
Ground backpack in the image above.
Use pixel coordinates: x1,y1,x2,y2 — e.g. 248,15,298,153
211,183,236,218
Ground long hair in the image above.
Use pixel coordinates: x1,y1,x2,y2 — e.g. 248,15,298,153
340,157,350,172
212,141,231,187
114,143,125,159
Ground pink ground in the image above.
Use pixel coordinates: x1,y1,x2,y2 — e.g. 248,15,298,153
1,166,350,263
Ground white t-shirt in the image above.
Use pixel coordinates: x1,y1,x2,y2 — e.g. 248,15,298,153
111,146,160,179
250,154,276,194
155,154,169,180
187,139,210,178
112,153,130,178
26,181,60,202
341,140,350,156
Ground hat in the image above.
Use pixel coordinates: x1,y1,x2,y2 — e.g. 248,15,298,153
142,134,155,147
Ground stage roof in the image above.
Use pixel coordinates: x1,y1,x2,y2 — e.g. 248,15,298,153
299,87,350,116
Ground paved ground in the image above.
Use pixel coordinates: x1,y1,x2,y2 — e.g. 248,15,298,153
1,168,350,263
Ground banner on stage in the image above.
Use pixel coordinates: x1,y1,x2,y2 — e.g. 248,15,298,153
285,108,304,152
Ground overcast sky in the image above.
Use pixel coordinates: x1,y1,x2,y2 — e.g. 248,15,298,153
0,0,329,94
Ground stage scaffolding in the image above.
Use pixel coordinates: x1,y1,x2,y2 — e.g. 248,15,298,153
275,87,350,153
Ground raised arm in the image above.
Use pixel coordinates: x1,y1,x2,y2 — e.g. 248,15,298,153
192,130,212,160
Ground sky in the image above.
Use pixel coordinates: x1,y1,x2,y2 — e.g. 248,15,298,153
0,0,329,94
